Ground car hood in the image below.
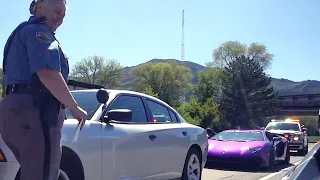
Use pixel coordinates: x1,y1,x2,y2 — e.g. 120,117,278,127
208,139,267,154
267,130,302,135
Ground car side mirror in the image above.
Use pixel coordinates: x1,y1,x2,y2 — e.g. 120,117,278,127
260,127,265,130
103,109,132,123
96,89,109,104
302,127,308,133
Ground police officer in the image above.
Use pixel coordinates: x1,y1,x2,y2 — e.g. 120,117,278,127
0,0,87,180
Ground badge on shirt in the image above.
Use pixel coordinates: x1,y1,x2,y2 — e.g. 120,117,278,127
36,32,51,44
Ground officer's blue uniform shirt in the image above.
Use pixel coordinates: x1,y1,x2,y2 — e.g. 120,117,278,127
4,16,69,86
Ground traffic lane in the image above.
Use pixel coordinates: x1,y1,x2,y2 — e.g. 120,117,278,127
202,144,315,180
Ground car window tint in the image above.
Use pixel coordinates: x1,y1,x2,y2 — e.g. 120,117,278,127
108,95,148,123
66,91,101,120
169,110,178,122
146,100,172,122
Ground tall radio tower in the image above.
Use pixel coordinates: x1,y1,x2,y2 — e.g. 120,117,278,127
181,10,185,63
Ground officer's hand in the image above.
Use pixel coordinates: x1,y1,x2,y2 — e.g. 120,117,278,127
70,106,88,130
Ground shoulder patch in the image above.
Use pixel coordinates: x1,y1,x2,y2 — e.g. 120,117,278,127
36,32,52,44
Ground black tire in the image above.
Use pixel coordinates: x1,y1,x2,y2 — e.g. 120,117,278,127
267,149,275,170
181,148,202,180
298,141,308,156
58,169,70,180
15,168,70,180
60,159,83,180
284,146,290,164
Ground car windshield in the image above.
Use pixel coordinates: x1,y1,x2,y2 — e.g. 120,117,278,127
265,123,300,131
210,131,264,142
65,91,101,120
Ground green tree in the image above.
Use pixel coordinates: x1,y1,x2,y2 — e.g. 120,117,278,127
298,116,318,136
195,68,224,104
210,41,274,69
141,86,159,98
131,61,193,106
71,56,123,88
219,55,279,129
176,98,223,131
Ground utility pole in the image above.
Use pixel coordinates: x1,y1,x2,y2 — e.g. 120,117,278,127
181,10,185,64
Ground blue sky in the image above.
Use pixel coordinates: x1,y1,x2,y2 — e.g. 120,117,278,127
1,0,319,81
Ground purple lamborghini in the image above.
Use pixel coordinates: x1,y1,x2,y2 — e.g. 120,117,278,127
207,129,290,169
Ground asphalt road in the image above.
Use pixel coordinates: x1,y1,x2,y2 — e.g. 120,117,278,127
202,143,316,180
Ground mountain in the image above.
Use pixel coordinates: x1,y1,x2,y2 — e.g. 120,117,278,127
121,58,208,88
122,59,320,96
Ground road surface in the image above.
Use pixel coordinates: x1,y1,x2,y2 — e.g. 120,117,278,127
202,143,315,180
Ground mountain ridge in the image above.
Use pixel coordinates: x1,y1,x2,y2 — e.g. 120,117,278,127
121,59,320,96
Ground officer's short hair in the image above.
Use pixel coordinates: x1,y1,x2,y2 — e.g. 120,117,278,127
29,0,67,15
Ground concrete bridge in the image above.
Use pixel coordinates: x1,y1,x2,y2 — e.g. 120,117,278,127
279,94,320,116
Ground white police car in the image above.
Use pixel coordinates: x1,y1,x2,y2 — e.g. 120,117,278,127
0,89,208,180
265,118,308,156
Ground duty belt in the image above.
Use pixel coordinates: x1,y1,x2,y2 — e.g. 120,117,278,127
5,84,32,95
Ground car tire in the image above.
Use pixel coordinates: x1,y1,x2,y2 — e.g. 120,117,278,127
266,149,275,170
58,169,70,180
284,146,290,164
15,168,70,180
298,141,308,156
302,141,308,156
181,148,202,180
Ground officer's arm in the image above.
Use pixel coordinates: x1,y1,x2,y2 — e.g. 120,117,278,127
21,25,78,110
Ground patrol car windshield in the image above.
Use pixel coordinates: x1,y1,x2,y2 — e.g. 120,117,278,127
211,131,264,141
265,123,300,131
65,91,101,120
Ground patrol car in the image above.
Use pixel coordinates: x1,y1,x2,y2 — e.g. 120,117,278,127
264,118,308,156
0,89,208,180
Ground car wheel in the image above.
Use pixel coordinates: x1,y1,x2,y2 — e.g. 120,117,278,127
58,169,70,180
15,168,70,180
181,148,202,180
284,146,290,164
267,149,275,170
298,141,308,156
302,141,308,156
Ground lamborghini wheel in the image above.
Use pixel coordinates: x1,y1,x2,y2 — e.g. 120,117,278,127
284,146,290,164
268,149,275,170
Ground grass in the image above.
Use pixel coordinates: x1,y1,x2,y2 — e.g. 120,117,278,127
308,136,320,143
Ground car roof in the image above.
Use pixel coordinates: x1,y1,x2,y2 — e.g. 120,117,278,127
224,129,265,133
70,89,172,109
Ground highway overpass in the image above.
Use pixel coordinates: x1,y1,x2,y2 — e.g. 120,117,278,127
279,94,320,116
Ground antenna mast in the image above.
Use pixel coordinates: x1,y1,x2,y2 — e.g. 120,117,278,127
181,10,185,63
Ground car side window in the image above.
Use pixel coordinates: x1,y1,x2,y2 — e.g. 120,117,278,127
66,91,101,120
146,100,172,122
108,95,148,123
169,110,178,122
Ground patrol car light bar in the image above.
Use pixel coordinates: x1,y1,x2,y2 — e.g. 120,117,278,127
270,118,300,123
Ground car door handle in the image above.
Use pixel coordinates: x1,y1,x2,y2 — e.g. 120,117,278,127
149,135,156,141
182,131,187,136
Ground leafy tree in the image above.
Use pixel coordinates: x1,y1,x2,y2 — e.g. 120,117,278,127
209,41,274,69
141,86,159,98
71,56,123,88
176,98,224,131
219,55,279,129
131,61,193,106
297,116,318,136
195,68,224,104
